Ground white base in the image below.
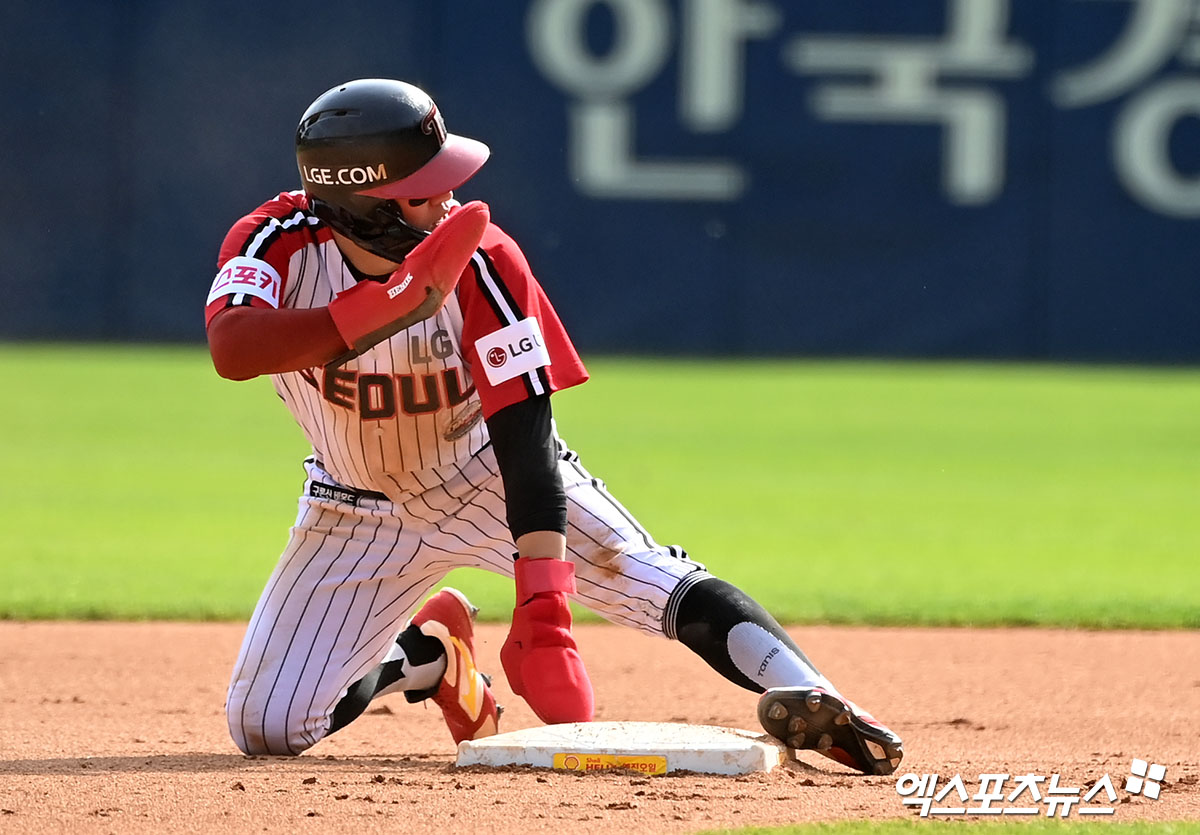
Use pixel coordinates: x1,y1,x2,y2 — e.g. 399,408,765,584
455,721,786,776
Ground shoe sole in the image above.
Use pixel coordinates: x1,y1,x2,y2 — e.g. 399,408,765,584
757,687,903,776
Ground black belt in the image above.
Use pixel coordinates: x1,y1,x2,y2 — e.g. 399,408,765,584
307,478,390,506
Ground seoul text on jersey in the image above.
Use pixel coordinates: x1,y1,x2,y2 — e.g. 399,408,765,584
299,365,475,420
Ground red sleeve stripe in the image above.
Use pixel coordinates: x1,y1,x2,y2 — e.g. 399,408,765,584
468,249,548,398
240,209,322,260
469,248,525,324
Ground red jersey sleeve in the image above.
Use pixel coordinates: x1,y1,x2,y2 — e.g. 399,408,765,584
204,191,319,327
458,223,588,419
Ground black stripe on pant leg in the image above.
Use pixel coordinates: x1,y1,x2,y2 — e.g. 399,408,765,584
662,569,712,640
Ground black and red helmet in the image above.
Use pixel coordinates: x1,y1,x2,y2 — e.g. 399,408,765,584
295,78,490,261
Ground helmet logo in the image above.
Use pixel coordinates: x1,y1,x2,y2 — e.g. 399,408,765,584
301,163,388,187
421,103,447,145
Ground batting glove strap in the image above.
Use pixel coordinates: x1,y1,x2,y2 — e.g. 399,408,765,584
512,556,577,606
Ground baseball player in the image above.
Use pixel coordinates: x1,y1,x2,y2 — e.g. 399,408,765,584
205,78,903,775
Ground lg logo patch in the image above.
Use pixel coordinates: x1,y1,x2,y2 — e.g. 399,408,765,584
474,317,552,386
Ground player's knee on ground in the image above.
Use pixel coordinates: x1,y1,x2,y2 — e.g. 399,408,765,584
225,627,445,755
225,681,328,756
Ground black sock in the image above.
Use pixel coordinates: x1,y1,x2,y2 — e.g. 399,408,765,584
668,575,824,694
328,624,444,734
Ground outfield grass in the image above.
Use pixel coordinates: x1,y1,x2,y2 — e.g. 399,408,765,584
1,344,1196,627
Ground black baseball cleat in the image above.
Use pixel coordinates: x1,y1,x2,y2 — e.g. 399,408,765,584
757,686,904,776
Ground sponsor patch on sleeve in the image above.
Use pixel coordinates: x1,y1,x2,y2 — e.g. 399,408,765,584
207,256,282,308
474,317,552,386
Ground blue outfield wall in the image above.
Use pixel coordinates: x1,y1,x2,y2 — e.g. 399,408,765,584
2,1,1198,362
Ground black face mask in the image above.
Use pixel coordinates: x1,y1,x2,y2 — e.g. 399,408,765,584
308,196,429,263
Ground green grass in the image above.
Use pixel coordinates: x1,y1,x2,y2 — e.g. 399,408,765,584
1,344,1197,626
697,822,1200,834
545,358,1200,628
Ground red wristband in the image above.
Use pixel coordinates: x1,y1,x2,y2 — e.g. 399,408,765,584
513,557,576,605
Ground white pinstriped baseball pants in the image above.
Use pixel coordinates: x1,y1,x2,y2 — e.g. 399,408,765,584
225,441,708,755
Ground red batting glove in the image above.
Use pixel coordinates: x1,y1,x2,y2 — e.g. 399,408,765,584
500,557,594,725
326,201,489,361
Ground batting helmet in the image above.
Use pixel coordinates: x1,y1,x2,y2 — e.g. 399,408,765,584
295,78,491,261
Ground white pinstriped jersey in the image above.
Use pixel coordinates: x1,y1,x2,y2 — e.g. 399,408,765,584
270,257,485,494
206,191,588,496
211,193,716,757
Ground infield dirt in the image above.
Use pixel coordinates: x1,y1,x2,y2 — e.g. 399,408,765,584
1,622,1197,833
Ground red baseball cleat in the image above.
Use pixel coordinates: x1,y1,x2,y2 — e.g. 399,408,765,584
758,686,904,776
408,587,500,744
